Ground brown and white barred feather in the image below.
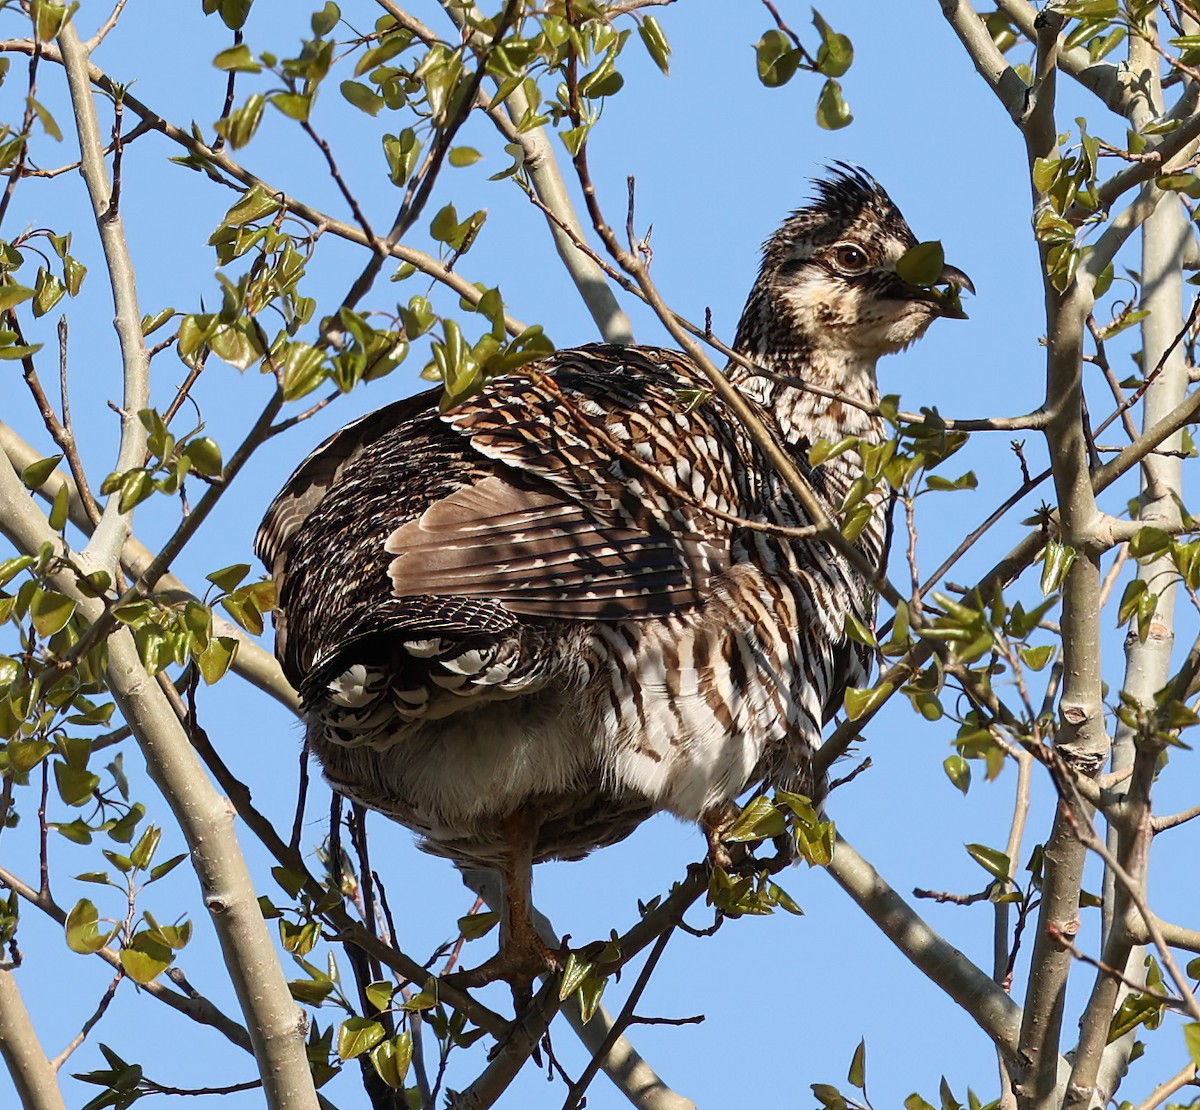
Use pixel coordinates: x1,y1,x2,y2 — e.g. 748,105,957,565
256,166,968,868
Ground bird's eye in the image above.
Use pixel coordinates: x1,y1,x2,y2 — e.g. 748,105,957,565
832,243,869,274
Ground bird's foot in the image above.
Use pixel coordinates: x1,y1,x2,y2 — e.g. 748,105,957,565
701,801,741,871
444,930,563,1009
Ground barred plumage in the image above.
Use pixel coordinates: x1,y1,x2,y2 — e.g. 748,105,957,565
256,166,971,986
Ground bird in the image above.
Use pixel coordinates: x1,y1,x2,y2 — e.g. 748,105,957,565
255,166,972,991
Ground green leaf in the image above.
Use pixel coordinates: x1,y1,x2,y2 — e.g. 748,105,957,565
925,471,978,492
638,15,671,74
214,92,266,149
129,825,161,871
755,29,802,88
21,454,63,490
49,484,69,531
457,909,499,940
1128,526,1172,559
843,681,893,721
943,754,971,795
896,241,946,287
340,80,385,116
65,898,115,954
1040,540,1076,595
847,1038,866,1090
206,563,250,592
149,854,187,882
182,437,223,476
1018,644,1054,671
32,267,66,317
30,588,76,637
0,283,34,312
811,1083,849,1109
312,2,340,36
197,635,238,685
222,184,282,228
117,469,153,513
365,980,394,1011
119,931,173,983
213,43,260,72
31,0,78,43
338,1017,386,1061
813,10,853,77
448,146,483,167
369,1033,412,1089
559,952,594,1000
815,78,852,130
965,843,1011,882
724,795,786,843
1185,1021,1200,1066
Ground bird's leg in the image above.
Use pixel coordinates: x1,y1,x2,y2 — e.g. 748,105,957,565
700,800,740,871
444,808,562,1004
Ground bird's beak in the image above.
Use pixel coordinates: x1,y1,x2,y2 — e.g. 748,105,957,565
928,264,975,320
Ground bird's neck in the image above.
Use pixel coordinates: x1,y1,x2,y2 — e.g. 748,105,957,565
727,345,885,451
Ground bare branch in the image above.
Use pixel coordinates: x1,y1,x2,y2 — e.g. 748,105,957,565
938,0,1028,121
49,973,122,1070
826,834,1024,1060
83,0,130,53
0,967,66,1110
1132,1062,1199,1110
0,450,318,1107
56,22,151,571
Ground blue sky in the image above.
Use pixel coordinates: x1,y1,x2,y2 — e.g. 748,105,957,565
2,1,1197,1107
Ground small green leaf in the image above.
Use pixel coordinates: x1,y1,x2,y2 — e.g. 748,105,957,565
755,29,802,88
369,1033,412,1089
724,795,786,843
965,843,1011,882
149,854,187,882
340,80,385,116
30,588,76,637
365,980,394,1012
448,146,483,167
896,241,946,287
1040,539,1076,596
119,931,173,983
943,754,970,795
847,1038,866,1090
457,910,499,940
182,437,223,476
813,10,853,77
213,43,260,72
65,898,115,954
1128,526,1172,559
815,78,852,130
1185,1021,1200,1066
21,454,63,490
206,563,250,592
843,681,894,721
0,283,34,313
1018,644,1055,671
638,15,671,74
129,825,161,871
339,1017,386,1060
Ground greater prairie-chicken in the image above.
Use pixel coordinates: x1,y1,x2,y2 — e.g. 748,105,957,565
256,167,971,987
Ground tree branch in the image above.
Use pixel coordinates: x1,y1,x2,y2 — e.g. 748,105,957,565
56,22,151,570
826,834,1024,1061
0,451,318,1108
0,967,66,1110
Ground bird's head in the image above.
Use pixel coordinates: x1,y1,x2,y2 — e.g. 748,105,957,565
735,165,973,365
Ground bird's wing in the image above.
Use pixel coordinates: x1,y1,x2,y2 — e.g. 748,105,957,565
254,391,437,580
387,347,741,620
